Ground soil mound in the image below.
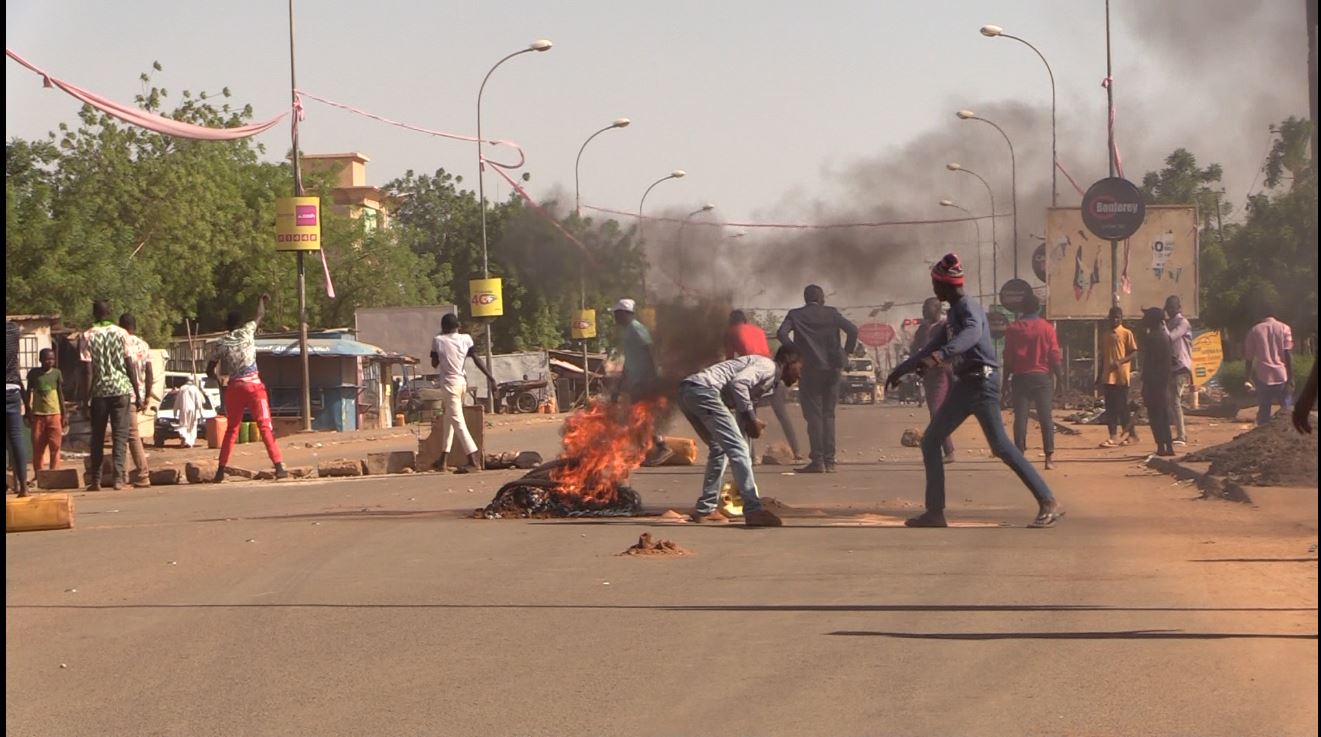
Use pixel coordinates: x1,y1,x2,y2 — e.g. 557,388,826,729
619,533,692,557
1183,413,1318,487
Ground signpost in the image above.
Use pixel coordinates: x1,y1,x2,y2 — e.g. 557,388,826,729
998,278,1035,314
857,323,896,348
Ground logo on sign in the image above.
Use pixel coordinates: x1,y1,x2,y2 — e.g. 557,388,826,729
573,320,590,330
1081,177,1146,241
295,205,318,227
473,293,498,306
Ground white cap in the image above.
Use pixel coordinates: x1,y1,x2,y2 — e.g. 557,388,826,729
612,298,636,313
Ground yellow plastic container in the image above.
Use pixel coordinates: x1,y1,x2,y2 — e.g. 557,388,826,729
661,436,699,466
6,493,75,533
719,482,744,518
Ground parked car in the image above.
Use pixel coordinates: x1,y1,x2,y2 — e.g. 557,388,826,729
163,372,222,409
840,357,879,404
154,387,219,447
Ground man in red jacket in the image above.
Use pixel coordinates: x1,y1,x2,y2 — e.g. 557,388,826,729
726,310,803,461
1003,294,1062,470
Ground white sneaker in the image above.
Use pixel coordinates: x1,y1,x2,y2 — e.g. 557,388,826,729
1173,439,1187,446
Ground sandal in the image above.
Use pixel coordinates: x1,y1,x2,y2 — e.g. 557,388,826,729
1098,439,1118,448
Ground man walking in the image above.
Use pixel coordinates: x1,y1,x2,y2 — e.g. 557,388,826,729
678,346,803,527
612,299,671,466
1003,294,1062,470
725,309,802,461
1139,307,1176,456
885,254,1062,528
6,320,31,496
776,285,858,473
1244,306,1294,426
80,300,141,491
26,348,66,472
206,294,286,482
1165,296,1193,445
1097,307,1139,447
120,313,153,487
430,312,497,473
910,298,955,463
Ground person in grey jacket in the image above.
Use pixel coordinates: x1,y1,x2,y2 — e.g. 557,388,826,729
776,285,858,473
678,346,803,527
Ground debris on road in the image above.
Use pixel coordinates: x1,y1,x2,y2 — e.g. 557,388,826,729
619,533,691,557
901,428,924,447
475,460,643,519
1183,414,1318,487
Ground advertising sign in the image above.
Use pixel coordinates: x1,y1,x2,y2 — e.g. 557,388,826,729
468,278,504,318
1190,330,1224,388
275,196,321,251
1045,205,1199,319
857,323,896,348
1081,177,1146,241
571,309,597,340
999,278,1035,314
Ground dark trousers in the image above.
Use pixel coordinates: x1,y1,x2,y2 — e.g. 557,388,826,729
5,389,27,486
1255,382,1293,426
89,394,132,484
1144,387,1173,448
798,368,840,465
1011,372,1055,455
921,370,1054,512
1103,384,1130,436
922,371,955,456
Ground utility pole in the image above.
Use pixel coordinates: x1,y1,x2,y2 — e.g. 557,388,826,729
1105,0,1119,310
289,0,312,431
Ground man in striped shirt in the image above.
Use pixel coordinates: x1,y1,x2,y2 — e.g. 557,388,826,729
79,300,141,490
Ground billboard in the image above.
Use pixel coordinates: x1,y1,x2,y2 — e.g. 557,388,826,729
354,305,457,366
1044,205,1199,320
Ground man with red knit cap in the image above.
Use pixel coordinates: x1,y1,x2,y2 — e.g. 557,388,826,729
886,254,1062,528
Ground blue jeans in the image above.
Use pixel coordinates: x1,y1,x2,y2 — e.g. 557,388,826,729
679,383,763,514
921,370,1054,512
1256,382,1293,425
6,389,28,487
1011,372,1054,455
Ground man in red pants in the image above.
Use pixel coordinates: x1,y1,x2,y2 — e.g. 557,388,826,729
206,294,286,482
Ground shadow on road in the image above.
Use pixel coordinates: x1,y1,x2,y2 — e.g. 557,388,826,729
828,629,1317,640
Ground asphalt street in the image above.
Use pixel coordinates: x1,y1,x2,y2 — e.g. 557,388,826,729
6,404,1317,736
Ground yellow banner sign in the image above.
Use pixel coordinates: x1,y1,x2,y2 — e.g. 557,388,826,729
1190,330,1223,387
571,309,596,339
469,278,503,318
274,196,321,251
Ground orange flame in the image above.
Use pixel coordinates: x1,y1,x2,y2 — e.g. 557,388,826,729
550,398,667,502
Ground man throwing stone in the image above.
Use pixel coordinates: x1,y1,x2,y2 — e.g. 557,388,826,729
207,294,286,482
886,254,1062,528
430,312,497,473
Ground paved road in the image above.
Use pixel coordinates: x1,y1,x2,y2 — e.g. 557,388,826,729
6,404,1317,736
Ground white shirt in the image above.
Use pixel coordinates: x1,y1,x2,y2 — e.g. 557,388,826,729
432,332,474,386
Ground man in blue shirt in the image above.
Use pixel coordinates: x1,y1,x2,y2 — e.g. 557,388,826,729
611,298,671,466
886,254,1062,528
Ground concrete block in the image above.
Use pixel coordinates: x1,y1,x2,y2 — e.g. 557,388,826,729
35,468,81,490
148,468,181,486
317,459,362,478
224,466,258,480
185,461,220,484
365,451,416,475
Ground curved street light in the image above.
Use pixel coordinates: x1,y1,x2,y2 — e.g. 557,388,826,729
946,162,1000,296
980,24,1057,207
637,170,687,301
677,203,715,292
939,199,985,301
955,109,1018,281
475,39,551,409
574,117,630,218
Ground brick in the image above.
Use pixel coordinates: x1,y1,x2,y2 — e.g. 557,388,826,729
760,442,795,466
36,468,81,490
224,466,258,479
285,465,315,479
317,459,362,478
148,468,181,485
185,461,220,484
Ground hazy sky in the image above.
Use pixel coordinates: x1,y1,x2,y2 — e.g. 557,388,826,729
5,1,1311,309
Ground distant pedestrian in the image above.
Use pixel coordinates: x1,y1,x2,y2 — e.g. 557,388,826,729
80,300,142,491
678,346,803,527
1139,307,1176,457
206,294,286,481
26,348,66,472
726,309,802,461
1003,294,1062,470
611,298,672,466
776,285,859,473
885,254,1062,528
1243,307,1294,426
1097,307,1139,447
1164,296,1193,445
430,312,497,473
911,297,955,463
6,320,31,496
119,313,153,487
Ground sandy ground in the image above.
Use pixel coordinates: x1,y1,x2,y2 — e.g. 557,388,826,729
6,403,1317,737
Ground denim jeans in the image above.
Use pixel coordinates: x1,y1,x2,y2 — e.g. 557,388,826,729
679,383,763,515
1256,382,1293,425
89,394,132,484
1168,370,1190,440
798,368,840,465
1103,384,1130,437
1011,372,1054,455
922,371,955,456
921,370,1055,512
5,389,28,487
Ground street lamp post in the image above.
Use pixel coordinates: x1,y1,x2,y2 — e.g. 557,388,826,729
637,170,686,302
946,162,999,297
574,118,630,219
956,109,1018,281
476,39,551,411
981,24,1057,207
676,203,715,293
939,199,984,301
